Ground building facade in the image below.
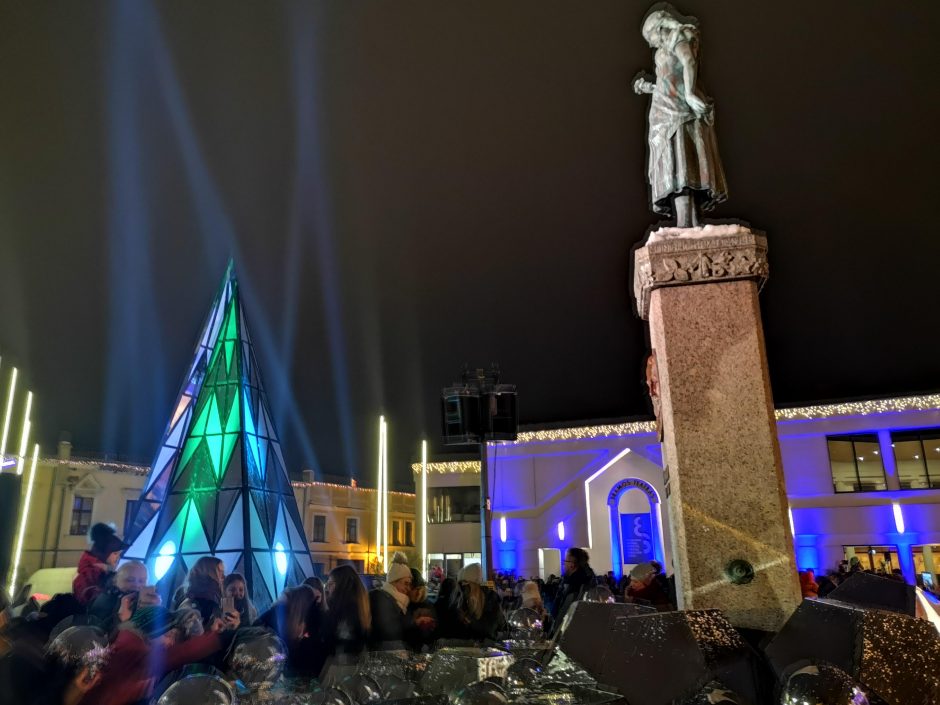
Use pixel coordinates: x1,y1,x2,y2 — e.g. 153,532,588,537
11,444,417,591
419,394,940,588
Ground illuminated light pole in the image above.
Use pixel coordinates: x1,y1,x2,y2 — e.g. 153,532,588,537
0,367,18,464
421,439,428,577
376,416,384,573
382,417,388,571
8,443,39,596
15,392,33,476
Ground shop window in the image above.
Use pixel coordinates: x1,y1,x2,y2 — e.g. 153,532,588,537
827,434,887,492
428,486,481,523
844,545,900,574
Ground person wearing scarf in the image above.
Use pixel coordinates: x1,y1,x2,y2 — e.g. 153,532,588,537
368,553,414,648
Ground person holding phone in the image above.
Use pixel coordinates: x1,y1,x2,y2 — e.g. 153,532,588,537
180,556,240,631
223,572,258,626
88,561,160,632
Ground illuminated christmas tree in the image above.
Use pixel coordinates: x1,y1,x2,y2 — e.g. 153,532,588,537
123,261,313,608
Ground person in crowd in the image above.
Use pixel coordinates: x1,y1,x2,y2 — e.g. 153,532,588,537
407,567,437,647
303,576,326,607
223,572,258,626
520,580,551,632
550,548,595,629
799,569,820,598
434,577,458,638
451,563,505,642
369,553,416,647
322,565,371,663
255,584,320,677
816,570,840,598
180,556,230,630
72,523,127,606
625,561,672,610
79,605,236,705
87,561,160,632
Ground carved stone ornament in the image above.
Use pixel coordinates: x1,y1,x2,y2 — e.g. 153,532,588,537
633,228,768,319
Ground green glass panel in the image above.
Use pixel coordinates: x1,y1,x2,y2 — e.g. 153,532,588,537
225,340,235,375
206,394,222,436
225,392,241,434
206,434,224,479
221,432,238,474
178,435,202,472
190,396,211,437
224,298,238,341
181,498,211,554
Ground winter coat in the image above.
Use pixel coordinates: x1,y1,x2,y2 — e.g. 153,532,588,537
73,551,111,606
451,584,505,642
79,626,229,705
369,586,412,647
86,585,125,632
550,566,595,626
799,571,819,599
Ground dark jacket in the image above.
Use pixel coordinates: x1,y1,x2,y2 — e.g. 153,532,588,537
550,566,596,626
86,585,126,633
181,576,222,630
451,584,505,642
368,587,412,647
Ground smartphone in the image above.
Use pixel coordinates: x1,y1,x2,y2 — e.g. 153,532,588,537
221,596,235,614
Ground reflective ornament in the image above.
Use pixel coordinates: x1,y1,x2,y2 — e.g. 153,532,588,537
683,680,745,704
337,673,382,702
508,608,544,639
505,658,543,691
156,674,236,705
780,664,869,705
582,586,614,604
452,680,510,705
382,673,417,699
45,625,108,675
309,687,354,705
227,628,287,689
421,647,514,695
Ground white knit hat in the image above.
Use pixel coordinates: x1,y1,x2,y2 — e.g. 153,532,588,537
458,562,482,585
387,552,411,584
520,581,541,606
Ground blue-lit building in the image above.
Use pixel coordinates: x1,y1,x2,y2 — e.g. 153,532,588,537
418,394,940,587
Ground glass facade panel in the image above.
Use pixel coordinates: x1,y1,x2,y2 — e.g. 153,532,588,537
892,429,940,489
828,434,887,492
428,486,481,523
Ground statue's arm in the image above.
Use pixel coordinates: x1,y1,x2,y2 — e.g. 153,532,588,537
632,71,655,95
674,41,708,115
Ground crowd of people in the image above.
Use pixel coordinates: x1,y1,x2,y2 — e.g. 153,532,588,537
0,521,682,705
798,556,908,599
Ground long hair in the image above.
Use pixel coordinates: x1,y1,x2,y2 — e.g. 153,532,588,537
186,556,223,602
327,565,370,632
281,585,317,642
455,580,484,621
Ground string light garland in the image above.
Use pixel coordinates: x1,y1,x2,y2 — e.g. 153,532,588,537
773,394,940,421
411,460,480,475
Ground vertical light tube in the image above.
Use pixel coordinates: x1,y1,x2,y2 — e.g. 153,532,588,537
382,417,388,570
376,416,384,572
0,367,18,463
421,439,428,577
15,392,33,476
9,443,39,595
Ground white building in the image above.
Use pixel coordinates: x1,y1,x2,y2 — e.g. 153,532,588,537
418,394,940,587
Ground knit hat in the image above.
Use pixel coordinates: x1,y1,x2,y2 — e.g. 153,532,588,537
387,552,411,584
130,606,175,639
629,561,658,581
458,563,482,585
89,523,127,559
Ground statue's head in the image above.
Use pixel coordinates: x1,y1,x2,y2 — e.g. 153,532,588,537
642,3,697,48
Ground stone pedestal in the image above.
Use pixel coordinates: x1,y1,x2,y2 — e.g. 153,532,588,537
633,228,801,631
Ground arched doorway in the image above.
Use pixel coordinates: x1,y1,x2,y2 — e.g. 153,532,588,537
607,478,666,580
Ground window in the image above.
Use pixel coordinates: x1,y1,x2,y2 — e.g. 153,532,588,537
123,499,138,537
892,429,940,490
392,520,401,546
405,521,414,546
70,496,94,535
844,545,900,574
345,517,358,544
428,486,481,523
312,515,326,543
827,434,887,492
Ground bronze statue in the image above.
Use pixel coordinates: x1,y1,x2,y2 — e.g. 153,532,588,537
634,4,727,227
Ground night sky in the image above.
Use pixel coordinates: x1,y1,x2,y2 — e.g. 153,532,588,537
1,2,938,487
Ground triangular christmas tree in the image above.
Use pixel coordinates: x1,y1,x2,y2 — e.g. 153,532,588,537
124,261,314,609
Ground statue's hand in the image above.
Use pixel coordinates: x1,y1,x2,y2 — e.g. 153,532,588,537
686,93,709,116
633,77,654,95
